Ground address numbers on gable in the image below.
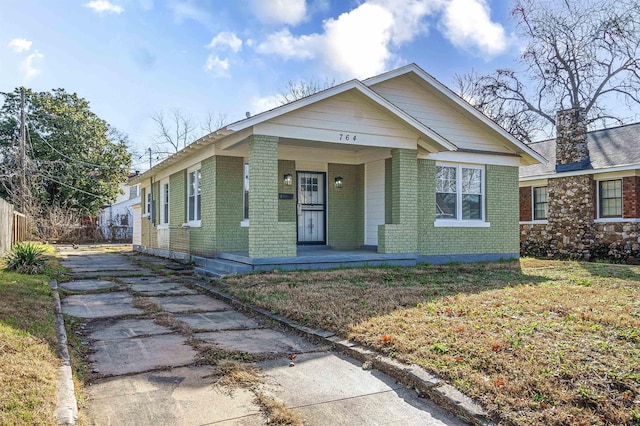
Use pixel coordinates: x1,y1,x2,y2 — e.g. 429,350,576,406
338,133,358,142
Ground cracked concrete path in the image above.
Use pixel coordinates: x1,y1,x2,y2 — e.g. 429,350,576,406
58,245,467,426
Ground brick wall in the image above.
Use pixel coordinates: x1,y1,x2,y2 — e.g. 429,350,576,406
189,157,216,257
248,135,296,258
420,162,520,255
328,163,364,249
278,160,296,223
169,171,189,254
379,149,418,253
215,156,248,251
623,176,640,218
519,186,532,221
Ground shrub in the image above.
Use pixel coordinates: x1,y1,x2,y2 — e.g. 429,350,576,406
3,242,48,274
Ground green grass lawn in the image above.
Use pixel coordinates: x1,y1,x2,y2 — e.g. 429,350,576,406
0,256,60,425
222,259,640,426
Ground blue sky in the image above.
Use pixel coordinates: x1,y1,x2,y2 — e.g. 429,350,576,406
1,0,520,170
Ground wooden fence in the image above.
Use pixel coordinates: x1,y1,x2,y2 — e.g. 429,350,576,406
0,198,27,256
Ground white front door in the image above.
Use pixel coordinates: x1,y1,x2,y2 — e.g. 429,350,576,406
297,172,326,244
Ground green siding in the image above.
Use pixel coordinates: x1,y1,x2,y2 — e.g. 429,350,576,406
278,160,296,223
419,162,519,255
328,163,364,249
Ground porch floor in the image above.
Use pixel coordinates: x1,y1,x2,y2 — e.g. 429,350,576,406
193,246,419,277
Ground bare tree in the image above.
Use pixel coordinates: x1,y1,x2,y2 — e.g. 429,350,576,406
152,108,197,154
457,0,640,140
201,111,229,134
278,77,338,105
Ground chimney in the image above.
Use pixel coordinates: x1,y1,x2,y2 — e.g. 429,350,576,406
555,108,591,172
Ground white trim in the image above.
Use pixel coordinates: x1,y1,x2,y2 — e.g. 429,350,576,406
227,79,458,152
240,219,250,227
595,218,640,223
363,63,546,166
435,162,486,223
596,178,623,219
186,165,202,225
519,178,548,188
181,221,201,228
157,224,170,230
520,220,548,225
520,163,640,182
435,220,491,228
159,178,170,226
424,151,521,167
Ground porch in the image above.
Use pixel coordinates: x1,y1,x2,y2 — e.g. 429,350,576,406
193,246,419,277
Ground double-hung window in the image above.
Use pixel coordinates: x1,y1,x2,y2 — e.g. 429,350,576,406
436,164,485,224
160,180,169,225
145,188,152,216
187,167,201,224
533,186,548,220
598,179,622,218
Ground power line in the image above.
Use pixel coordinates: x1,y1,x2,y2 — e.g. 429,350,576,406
39,173,104,198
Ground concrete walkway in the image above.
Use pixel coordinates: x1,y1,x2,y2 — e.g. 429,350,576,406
57,246,468,426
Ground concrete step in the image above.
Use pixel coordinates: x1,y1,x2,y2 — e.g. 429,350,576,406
194,258,254,278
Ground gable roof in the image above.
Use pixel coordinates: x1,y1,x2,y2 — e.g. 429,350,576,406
364,63,546,166
520,122,640,179
132,63,544,185
225,78,458,151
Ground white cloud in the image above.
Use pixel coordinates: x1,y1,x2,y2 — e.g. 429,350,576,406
85,0,124,14
256,29,318,60
251,95,281,114
441,0,507,56
169,1,212,27
7,38,32,53
20,50,44,80
204,55,230,76
251,0,307,26
321,4,395,78
207,32,243,53
254,0,507,79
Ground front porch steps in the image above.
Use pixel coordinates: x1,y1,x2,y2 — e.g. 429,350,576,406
193,248,419,278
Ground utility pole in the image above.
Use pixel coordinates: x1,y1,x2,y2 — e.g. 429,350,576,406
18,87,26,212
148,147,153,170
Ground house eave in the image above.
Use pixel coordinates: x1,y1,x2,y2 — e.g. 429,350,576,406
519,163,640,182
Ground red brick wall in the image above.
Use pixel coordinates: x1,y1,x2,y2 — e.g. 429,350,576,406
519,186,532,222
623,176,640,218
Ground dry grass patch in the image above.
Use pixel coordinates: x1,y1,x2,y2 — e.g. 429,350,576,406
223,259,640,425
254,391,303,426
0,269,59,425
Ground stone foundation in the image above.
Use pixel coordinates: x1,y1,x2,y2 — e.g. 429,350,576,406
521,221,640,262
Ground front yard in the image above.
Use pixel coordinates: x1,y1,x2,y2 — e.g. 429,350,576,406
222,259,640,425
0,268,59,425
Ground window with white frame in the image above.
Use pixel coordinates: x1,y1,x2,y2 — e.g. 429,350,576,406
598,179,622,218
160,181,169,225
533,186,548,220
187,167,201,223
243,163,249,221
436,164,484,221
145,188,152,216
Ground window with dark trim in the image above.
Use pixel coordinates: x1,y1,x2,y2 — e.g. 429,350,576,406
533,186,548,220
599,179,622,218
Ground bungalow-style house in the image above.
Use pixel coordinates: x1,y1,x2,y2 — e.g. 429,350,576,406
130,63,543,275
519,109,640,261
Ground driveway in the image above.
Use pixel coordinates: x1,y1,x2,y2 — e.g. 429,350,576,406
58,245,467,425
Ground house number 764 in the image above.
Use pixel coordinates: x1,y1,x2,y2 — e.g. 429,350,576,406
339,133,357,141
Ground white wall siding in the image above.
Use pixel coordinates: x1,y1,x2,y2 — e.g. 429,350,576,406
365,159,386,246
370,75,514,154
132,205,141,246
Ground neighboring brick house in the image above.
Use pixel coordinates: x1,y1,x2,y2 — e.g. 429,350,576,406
520,110,640,261
131,64,543,274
